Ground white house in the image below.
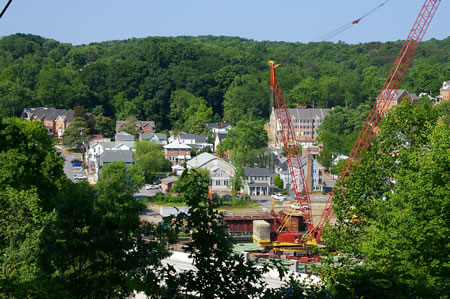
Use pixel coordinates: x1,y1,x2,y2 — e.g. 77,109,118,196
85,140,136,178
186,153,235,193
168,133,213,150
275,154,325,192
242,168,272,196
205,122,232,134
140,133,168,145
214,133,227,152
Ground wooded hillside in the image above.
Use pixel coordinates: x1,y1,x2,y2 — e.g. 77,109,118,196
0,33,448,130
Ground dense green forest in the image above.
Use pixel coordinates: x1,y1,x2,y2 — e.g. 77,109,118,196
0,33,448,131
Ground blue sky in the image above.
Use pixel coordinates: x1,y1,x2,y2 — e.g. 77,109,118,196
0,0,448,45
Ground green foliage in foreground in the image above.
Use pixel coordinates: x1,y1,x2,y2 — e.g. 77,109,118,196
321,100,450,296
2,116,448,297
166,169,274,297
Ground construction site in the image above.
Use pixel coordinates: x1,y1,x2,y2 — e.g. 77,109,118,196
209,0,441,266
134,0,445,275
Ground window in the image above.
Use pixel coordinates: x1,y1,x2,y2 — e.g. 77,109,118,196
170,149,174,153
223,179,229,186
295,125,299,129
215,180,221,186
296,119,299,123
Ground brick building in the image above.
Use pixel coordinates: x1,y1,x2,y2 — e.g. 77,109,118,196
163,142,191,166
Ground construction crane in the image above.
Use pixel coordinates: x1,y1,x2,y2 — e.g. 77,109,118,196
255,0,441,252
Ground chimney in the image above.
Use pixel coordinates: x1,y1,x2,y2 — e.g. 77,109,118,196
306,154,313,192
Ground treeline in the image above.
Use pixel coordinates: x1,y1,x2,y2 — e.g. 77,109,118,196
0,33,449,131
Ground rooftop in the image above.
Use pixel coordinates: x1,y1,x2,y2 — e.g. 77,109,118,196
100,149,134,164
274,108,331,120
244,167,272,177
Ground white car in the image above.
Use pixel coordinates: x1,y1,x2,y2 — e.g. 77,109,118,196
290,204,309,210
145,184,159,190
74,174,87,180
273,194,287,201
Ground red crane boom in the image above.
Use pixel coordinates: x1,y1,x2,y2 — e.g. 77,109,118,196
310,0,441,242
269,0,441,246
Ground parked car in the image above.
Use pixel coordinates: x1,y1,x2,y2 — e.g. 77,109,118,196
74,174,87,180
72,162,82,167
273,193,286,201
290,204,309,210
145,184,159,190
71,159,82,164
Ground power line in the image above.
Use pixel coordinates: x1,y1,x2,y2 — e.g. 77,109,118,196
0,0,13,19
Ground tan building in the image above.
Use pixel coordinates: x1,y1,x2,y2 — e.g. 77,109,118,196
268,108,330,145
21,107,73,137
439,80,450,102
55,111,74,138
163,142,191,166
380,89,419,112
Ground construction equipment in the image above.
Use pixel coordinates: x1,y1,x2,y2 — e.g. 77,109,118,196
254,0,441,252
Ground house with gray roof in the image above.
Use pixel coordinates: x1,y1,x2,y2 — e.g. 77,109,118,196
381,89,420,111
96,149,134,176
268,108,331,145
187,153,235,193
205,122,232,134
274,154,325,192
168,133,213,150
115,131,135,142
140,133,168,145
21,107,74,137
115,120,155,134
242,167,272,196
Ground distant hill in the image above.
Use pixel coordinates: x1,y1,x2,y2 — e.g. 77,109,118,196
0,33,448,130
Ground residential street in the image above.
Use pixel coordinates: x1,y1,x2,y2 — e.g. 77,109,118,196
55,146,86,182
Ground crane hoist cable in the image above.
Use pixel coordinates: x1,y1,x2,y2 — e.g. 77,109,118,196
314,0,391,42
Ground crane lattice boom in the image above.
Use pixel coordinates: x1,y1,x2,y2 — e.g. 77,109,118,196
311,0,441,241
269,0,441,246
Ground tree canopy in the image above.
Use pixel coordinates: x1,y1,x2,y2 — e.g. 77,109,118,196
134,140,171,182
0,34,448,130
321,100,450,296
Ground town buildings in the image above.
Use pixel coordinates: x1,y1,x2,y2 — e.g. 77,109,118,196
382,89,419,111
274,154,325,192
267,108,330,145
242,168,272,196
139,133,168,145
438,80,450,102
168,133,213,150
163,142,192,166
21,107,74,137
205,122,232,135
115,120,155,134
187,153,235,193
